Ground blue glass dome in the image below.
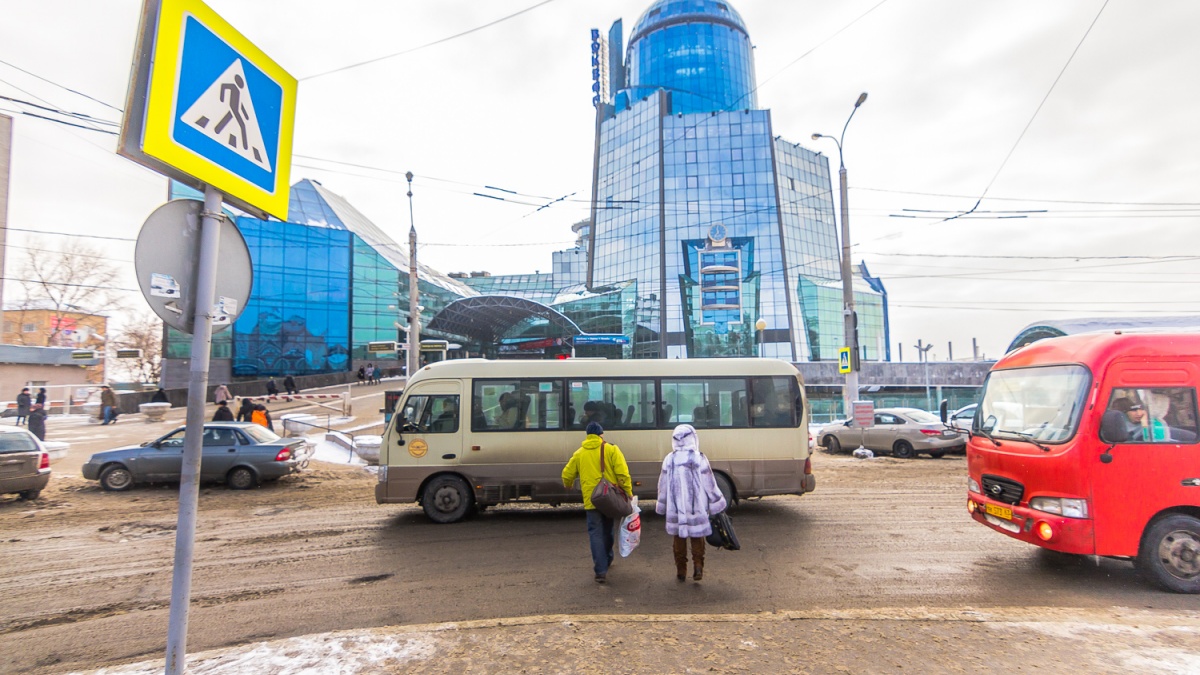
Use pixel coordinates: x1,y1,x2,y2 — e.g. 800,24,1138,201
626,0,757,114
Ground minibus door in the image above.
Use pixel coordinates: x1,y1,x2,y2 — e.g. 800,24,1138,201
1092,363,1200,556
396,382,465,469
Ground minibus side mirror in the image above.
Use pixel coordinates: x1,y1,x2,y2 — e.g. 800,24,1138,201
1099,410,1127,444
939,399,949,424
1099,411,1127,462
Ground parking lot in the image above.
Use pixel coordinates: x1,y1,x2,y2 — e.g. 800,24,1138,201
1,387,1198,673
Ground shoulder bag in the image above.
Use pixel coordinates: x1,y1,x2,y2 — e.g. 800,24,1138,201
590,442,633,518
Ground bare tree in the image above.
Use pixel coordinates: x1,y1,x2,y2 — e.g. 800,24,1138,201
14,237,123,346
108,311,163,384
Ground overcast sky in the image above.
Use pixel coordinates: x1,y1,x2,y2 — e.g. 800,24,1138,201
2,0,1198,361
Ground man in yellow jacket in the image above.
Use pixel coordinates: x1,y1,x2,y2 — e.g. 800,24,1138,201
562,422,633,583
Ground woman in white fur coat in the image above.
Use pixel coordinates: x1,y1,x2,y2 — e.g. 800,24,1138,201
656,424,727,581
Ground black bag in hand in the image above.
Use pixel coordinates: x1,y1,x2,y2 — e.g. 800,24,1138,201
706,510,740,550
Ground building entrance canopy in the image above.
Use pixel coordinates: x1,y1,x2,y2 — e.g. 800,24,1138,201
428,295,583,344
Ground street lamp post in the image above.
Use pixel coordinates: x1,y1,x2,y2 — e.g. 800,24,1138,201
813,91,868,422
405,172,420,378
916,340,933,411
755,318,767,358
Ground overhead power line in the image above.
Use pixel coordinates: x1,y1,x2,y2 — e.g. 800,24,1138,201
0,57,123,111
301,0,563,81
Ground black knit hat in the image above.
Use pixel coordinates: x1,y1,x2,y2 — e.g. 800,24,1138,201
586,422,604,436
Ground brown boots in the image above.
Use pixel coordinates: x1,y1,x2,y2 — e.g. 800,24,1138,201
673,536,706,581
673,536,687,580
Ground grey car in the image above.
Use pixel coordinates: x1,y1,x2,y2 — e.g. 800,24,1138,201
818,407,964,459
82,422,307,491
0,428,50,500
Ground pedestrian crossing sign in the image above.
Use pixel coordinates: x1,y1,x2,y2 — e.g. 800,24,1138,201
838,347,852,374
120,0,296,219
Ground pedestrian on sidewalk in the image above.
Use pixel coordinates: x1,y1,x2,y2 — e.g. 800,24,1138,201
356,366,366,385
656,424,726,582
284,375,298,395
213,383,232,405
212,400,234,422
35,388,46,406
15,388,31,425
265,379,279,397
236,398,255,422
561,422,632,584
99,385,118,425
251,404,274,432
27,404,46,441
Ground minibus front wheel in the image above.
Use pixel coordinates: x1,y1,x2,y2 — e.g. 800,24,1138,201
1138,513,1200,593
422,474,474,524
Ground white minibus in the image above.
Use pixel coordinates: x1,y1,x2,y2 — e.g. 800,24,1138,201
376,358,815,522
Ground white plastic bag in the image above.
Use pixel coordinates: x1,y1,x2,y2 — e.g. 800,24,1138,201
618,496,642,557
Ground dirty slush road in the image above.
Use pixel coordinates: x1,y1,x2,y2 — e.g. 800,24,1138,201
2,453,1198,673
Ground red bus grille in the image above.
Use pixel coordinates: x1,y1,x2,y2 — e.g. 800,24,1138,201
981,474,1024,505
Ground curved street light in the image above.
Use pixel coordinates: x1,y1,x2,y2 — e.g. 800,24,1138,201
812,92,868,420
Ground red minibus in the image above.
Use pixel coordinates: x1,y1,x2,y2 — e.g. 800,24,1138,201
960,331,1200,593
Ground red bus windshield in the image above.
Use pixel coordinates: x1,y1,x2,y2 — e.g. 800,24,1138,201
977,365,1090,444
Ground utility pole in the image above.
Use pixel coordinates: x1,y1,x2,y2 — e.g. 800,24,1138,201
812,92,868,422
406,172,420,378
915,340,933,411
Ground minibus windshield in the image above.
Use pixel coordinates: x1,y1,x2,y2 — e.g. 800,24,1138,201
977,365,1091,443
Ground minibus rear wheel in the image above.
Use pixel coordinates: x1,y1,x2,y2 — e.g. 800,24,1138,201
715,473,736,510
1137,514,1200,594
422,474,474,524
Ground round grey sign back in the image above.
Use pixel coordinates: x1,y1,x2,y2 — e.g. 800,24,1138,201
134,199,253,335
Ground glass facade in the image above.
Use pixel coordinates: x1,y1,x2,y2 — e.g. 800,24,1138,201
591,0,888,362
233,218,351,376
626,0,757,114
163,179,480,379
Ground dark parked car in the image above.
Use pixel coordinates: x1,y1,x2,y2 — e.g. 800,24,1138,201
81,423,307,491
0,428,50,500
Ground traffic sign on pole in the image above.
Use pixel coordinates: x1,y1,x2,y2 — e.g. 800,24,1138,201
838,347,852,374
118,0,297,219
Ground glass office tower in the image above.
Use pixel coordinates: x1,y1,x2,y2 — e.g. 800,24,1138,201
589,0,888,361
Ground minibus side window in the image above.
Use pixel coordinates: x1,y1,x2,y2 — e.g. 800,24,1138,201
750,376,798,427
472,380,563,431
568,379,656,430
661,378,749,429
1103,387,1199,444
424,396,460,434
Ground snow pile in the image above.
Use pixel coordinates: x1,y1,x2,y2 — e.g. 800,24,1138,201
852,448,875,459
308,433,367,465
75,630,441,674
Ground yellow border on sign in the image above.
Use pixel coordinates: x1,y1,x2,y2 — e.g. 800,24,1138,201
142,0,296,219
838,347,851,374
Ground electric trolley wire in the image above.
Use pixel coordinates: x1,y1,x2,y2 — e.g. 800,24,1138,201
0,57,122,111
300,0,563,81
933,0,1111,223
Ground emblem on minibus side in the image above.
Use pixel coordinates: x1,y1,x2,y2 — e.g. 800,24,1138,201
409,439,428,458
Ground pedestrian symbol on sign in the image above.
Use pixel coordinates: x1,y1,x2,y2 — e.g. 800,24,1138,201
838,347,851,374
181,59,272,171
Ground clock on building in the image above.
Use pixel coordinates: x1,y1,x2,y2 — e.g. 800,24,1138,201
708,223,728,244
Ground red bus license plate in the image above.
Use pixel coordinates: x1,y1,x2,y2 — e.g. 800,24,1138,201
985,504,1012,520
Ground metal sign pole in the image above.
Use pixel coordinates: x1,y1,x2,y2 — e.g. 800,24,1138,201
165,185,223,675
